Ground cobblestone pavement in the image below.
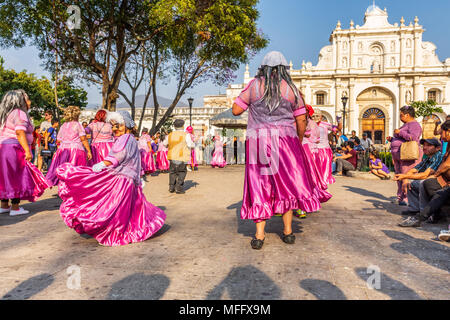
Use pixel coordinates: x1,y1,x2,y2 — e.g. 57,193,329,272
0,165,449,300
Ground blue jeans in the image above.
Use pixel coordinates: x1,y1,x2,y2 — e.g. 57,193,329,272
45,146,57,169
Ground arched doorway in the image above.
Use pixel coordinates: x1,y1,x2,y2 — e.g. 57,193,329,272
362,108,385,144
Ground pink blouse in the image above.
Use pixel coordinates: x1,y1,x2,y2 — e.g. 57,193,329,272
57,121,86,150
138,133,151,152
317,122,333,149
88,121,114,143
0,109,34,145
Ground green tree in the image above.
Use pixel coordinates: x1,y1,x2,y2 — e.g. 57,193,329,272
410,100,443,118
0,57,87,122
0,0,263,112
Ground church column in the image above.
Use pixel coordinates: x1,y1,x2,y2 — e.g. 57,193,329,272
413,17,422,70
348,81,355,133
399,77,406,128
413,76,420,101
349,36,354,72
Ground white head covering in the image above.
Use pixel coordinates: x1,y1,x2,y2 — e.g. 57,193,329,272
260,51,289,68
107,110,135,129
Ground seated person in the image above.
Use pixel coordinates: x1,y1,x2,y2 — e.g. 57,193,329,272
395,138,443,216
334,141,357,176
332,147,343,173
354,141,365,151
399,121,450,227
369,151,390,180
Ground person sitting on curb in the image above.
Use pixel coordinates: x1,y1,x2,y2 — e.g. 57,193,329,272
394,138,443,217
334,141,357,176
369,150,391,180
399,121,450,227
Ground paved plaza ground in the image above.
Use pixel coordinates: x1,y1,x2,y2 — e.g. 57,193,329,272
0,166,449,300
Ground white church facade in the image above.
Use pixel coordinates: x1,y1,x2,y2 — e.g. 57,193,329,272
204,5,450,143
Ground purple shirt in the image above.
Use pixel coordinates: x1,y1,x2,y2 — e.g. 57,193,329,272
391,121,422,160
370,158,390,174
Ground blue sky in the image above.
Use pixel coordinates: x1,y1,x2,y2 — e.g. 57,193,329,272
1,0,449,106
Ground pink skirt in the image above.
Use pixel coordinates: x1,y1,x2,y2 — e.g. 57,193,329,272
88,141,114,166
156,151,170,171
241,135,322,222
302,144,332,203
141,151,156,174
313,147,335,186
190,149,198,167
211,149,226,168
46,148,87,187
56,163,166,247
0,143,48,201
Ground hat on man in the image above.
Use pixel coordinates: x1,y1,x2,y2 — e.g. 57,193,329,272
173,119,185,128
420,137,441,147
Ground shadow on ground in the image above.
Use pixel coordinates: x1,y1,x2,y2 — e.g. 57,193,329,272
206,265,280,300
1,274,54,300
343,185,401,215
382,230,450,273
354,267,423,300
184,180,199,191
227,201,303,238
107,273,170,300
300,279,347,300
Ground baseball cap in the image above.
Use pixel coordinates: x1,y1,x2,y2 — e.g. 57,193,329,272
420,138,441,147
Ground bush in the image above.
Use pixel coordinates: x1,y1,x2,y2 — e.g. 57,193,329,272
378,151,394,171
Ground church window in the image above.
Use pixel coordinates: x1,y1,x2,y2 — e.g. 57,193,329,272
428,90,437,102
316,93,325,105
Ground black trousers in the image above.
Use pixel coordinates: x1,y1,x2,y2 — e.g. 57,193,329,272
169,161,187,191
421,179,450,219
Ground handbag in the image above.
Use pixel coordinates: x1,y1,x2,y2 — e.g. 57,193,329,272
400,140,419,161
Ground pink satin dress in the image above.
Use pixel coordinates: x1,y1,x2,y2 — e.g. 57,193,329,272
87,121,114,166
138,133,156,174
211,137,226,168
313,122,335,186
0,109,48,201
234,78,323,222
46,121,88,187
156,142,169,171
56,133,166,246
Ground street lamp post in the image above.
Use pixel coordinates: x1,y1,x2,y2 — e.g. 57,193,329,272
188,97,194,126
341,96,348,136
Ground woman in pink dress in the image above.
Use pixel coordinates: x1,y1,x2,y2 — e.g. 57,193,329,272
232,51,323,249
56,110,166,247
210,134,226,168
0,90,48,216
186,126,198,170
46,106,92,187
311,109,342,186
139,128,156,174
87,109,114,166
156,134,170,172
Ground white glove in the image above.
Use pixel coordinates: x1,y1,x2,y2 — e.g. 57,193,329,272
92,162,107,173
140,178,146,188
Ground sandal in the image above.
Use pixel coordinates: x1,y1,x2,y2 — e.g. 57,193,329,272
251,237,265,250
282,233,296,244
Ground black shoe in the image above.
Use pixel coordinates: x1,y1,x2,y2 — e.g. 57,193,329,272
175,189,185,194
282,233,296,244
398,217,421,227
398,201,408,206
169,187,175,193
401,210,418,216
251,237,265,250
425,215,440,224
